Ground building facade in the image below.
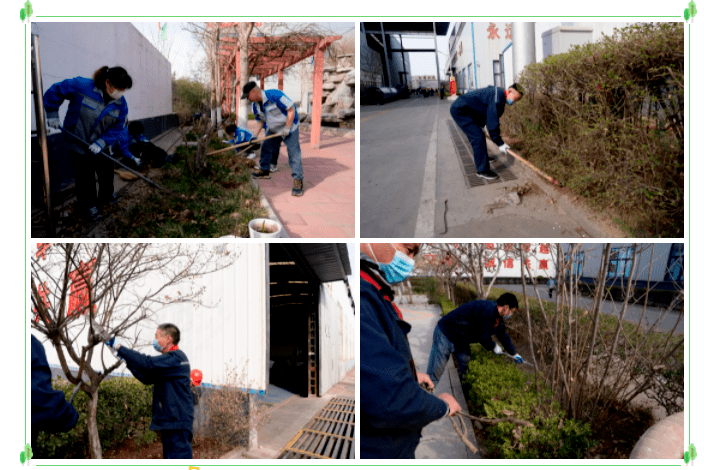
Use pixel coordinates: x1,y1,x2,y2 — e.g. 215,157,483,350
445,22,633,94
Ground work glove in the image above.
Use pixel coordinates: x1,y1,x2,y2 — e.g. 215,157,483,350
282,125,291,137
499,143,511,154
493,343,503,355
106,337,122,350
88,143,103,154
513,354,524,364
47,117,61,129
132,156,142,167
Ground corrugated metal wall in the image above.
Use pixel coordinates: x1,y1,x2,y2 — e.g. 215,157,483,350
318,281,355,396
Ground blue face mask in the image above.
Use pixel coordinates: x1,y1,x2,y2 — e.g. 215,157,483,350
506,98,514,106
153,339,163,352
369,244,415,284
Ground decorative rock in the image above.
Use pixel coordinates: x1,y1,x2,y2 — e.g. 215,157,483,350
345,70,355,86
323,82,337,91
630,412,684,459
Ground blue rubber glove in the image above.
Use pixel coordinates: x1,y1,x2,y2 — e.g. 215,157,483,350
513,354,524,364
106,337,116,348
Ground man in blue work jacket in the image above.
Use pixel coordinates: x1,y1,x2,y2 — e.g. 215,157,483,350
361,243,461,459
426,293,523,388
450,83,523,180
31,335,79,450
112,323,194,459
243,81,305,197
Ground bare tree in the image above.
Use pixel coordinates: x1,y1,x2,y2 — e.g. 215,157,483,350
31,243,238,459
512,243,684,429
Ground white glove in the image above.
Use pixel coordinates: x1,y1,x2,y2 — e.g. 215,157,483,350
499,143,510,154
493,343,503,354
88,143,103,154
282,125,291,137
132,157,142,166
47,117,61,129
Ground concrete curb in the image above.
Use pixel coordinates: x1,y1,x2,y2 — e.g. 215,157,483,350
249,176,290,238
447,352,482,459
630,411,684,459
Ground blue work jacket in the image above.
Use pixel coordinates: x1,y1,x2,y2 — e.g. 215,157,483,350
43,77,129,154
118,346,194,432
437,300,517,355
252,89,299,134
31,336,79,441
451,86,507,146
361,267,448,459
227,126,254,145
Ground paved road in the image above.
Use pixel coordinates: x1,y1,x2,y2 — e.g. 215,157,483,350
495,283,684,335
360,98,442,237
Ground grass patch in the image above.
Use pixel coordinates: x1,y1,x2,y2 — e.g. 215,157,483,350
114,139,266,238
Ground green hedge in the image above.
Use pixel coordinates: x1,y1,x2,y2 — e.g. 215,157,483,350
504,23,683,237
463,345,594,458
35,377,156,458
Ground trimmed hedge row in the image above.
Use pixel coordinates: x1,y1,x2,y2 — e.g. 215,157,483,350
463,345,595,458
35,377,156,458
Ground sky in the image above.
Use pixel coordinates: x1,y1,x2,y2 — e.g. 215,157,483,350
395,31,451,78
132,22,354,81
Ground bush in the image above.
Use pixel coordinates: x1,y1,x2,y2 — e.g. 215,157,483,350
35,377,156,458
504,23,683,237
410,277,456,315
464,345,594,458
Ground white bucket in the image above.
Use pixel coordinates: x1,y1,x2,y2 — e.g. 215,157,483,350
248,218,282,238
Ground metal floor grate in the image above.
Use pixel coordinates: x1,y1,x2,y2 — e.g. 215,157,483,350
447,119,518,188
277,397,355,459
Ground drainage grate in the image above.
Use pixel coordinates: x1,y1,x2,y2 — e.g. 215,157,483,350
277,397,355,459
447,119,517,188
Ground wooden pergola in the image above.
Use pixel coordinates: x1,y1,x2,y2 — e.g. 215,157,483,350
212,24,341,149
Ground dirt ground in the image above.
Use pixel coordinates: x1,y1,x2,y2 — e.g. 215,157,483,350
103,435,234,459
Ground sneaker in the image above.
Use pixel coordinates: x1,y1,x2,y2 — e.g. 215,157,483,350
292,179,304,197
254,164,277,172
246,152,257,160
87,206,101,221
109,192,121,205
251,169,271,179
477,170,499,180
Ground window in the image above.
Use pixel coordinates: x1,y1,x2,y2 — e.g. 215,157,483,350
493,60,502,87
608,246,635,279
664,243,684,283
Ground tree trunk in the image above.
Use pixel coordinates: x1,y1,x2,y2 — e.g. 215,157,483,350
86,387,103,459
237,23,254,129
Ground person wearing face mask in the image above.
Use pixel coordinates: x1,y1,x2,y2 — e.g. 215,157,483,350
426,293,522,389
110,323,194,459
449,83,523,180
43,66,132,221
361,243,462,459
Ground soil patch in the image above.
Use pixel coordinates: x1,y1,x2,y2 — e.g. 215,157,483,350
104,435,234,459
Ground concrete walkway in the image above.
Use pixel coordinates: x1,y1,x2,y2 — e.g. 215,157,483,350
360,97,619,237
398,303,481,459
225,366,355,459
249,123,355,238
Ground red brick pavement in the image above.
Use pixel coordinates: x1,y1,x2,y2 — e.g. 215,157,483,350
250,125,355,238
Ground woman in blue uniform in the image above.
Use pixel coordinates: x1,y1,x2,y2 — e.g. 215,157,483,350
44,66,132,220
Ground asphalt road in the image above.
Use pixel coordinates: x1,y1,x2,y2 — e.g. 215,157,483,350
495,283,684,335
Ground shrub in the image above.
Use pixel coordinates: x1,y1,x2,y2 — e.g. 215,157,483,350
504,23,683,237
35,377,156,458
463,345,594,458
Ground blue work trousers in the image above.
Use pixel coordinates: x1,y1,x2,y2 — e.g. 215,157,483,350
426,325,472,387
449,105,490,173
259,128,303,181
161,429,193,459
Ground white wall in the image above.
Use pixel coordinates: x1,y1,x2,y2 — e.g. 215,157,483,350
32,22,172,130
318,281,355,396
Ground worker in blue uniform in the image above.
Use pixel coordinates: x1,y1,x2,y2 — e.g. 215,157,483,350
31,335,79,450
111,324,194,459
426,293,523,388
449,83,523,180
224,123,260,161
43,66,132,220
361,243,461,459
243,81,304,197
